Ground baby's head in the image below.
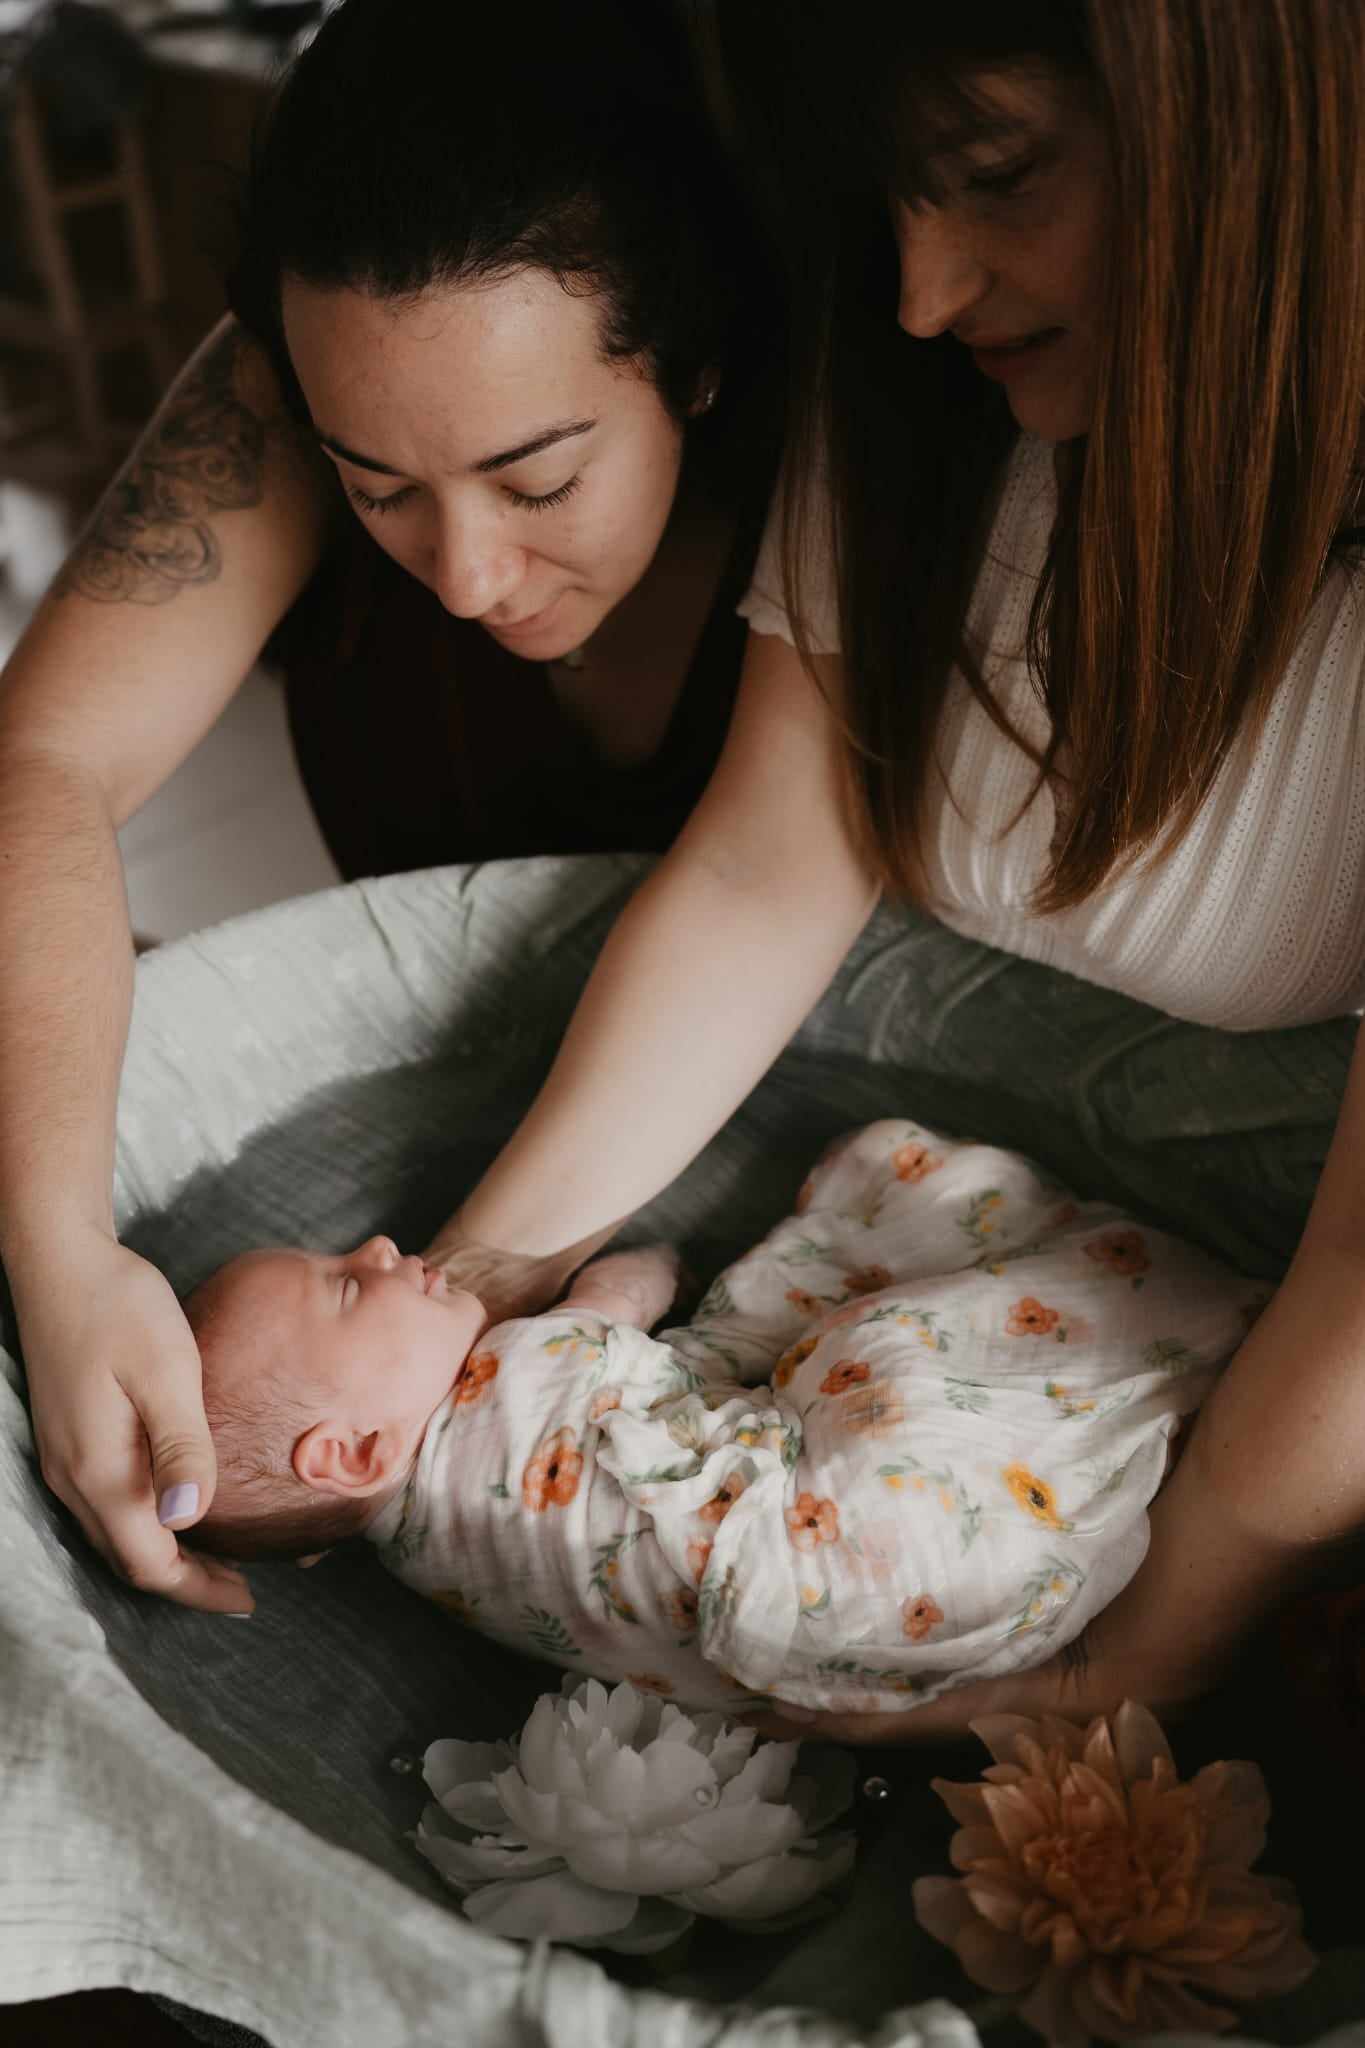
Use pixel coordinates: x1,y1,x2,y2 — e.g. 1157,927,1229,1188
186,1235,484,1559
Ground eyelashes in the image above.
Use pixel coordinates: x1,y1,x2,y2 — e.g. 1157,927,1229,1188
345,474,583,517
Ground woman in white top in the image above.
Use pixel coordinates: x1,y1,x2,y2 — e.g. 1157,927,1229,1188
22,0,1365,1747
440,0,1365,1741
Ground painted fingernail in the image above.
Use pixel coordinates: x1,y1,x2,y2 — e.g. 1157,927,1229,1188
157,1482,199,1525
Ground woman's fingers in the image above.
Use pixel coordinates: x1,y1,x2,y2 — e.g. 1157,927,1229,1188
23,1238,254,1614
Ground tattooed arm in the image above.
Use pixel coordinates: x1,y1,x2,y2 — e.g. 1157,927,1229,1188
0,316,332,1611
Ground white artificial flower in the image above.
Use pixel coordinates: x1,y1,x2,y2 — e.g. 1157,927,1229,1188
415,1677,856,1954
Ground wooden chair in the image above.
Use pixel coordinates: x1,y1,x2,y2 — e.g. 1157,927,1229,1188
0,76,176,467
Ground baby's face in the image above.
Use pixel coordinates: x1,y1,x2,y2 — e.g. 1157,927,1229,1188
215,1235,484,1444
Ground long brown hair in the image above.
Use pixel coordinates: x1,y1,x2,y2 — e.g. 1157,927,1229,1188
748,0,1365,911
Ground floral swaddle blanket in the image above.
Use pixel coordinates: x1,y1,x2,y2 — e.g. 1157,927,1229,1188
369,1120,1262,1712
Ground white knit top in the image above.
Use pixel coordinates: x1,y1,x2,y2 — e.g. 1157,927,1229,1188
737,435,1365,1031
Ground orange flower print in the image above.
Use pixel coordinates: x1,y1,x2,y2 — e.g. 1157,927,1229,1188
587,1387,621,1422
454,1349,500,1405
892,1141,944,1184
1004,1462,1067,1530
686,1536,713,1583
840,1381,907,1436
666,1586,699,1634
1006,1296,1062,1338
1084,1227,1150,1279
627,1672,674,1697
901,1593,944,1641
844,1263,894,1297
698,1471,748,1524
521,1427,583,1512
785,1286,827,1318
774,1335,818,1387
786,1491,841,1552
821,1357,872,1396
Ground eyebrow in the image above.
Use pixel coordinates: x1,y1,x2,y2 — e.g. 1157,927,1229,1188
315,417,597,480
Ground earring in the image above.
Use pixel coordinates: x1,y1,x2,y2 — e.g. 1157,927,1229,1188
696,381,719,415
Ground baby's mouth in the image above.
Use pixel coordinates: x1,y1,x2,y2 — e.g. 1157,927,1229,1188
421,1263,448,1297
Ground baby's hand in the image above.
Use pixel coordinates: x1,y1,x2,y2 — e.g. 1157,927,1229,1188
561,1245,681,1331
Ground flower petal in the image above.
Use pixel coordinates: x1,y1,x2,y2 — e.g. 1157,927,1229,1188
671,1832,855,1922
913,1875,978,1951
516,1694,581,1798
600,1897,696,1956
415,1815,563,1891
1110,1699,1174,1787
491,1768,615,1852
718,1738,799,1807
787,1747,857,1834
604,1681,648,1747
634,1736,726,1824
442,1780,515,1835
969,1714,1053,1769
423,1738,514,1809
462,1868,640,1944
568,1830,722,1894
1192,1759,1270,1868
680,1799,804,1865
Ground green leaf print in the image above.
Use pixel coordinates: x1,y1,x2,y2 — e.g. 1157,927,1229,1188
1005,1555,1085,1638
541,1324,607,1360
519,1606,584,1661
796,1587,831,1620
814,1655,922,1695
857,1303,953,1352
878,1457,983,1553
696,1562,739,1637
589,1530,645,1624
1141,1336,1198,1374
695,1276,736,1318
958,1188,1005,1247
778,1236,841,1268
944,1377,991,1414
623,1461,696,1484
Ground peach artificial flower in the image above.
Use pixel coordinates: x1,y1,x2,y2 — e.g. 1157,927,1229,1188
1004,1463,1068,1530
844,1263,894,1296
521,1427,583,1512
913,1702,1314,2046
773,1335,819,1387
786,1491,840,1552
1083,1229,1150,1279
1007,1297,1062,1338
893,1141,944,1183
697,1471,748,1524
901,1593,944,1641
821,1357,872,1397
454,1349,500,1405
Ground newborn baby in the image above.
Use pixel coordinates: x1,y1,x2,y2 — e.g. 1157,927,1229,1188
190,1120,1263,1714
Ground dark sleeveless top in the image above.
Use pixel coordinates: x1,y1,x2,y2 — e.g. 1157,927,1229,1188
272,499,762,884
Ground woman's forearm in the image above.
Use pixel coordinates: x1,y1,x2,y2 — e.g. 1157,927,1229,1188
0,748,132,1284
460,851,875,1253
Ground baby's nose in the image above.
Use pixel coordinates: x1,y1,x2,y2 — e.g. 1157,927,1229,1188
356,1234,400,1267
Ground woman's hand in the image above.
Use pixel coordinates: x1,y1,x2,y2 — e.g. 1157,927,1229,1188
17,1232,254,1613
740,1608,1205,1747
423,1210,619,1326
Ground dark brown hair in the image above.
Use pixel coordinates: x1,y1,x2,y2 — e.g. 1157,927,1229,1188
734,0,1365,910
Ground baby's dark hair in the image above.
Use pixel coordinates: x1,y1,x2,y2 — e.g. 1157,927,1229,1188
184,1265,371,1562
228,0,772,427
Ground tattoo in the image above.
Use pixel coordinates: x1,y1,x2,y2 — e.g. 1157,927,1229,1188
55,327,276,606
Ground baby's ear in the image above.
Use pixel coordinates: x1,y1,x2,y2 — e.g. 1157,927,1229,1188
293,1422,401,1498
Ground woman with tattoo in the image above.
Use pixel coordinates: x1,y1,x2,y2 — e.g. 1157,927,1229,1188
0,0,775,1613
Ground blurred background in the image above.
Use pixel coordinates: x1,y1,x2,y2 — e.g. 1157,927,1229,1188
0,0,341,944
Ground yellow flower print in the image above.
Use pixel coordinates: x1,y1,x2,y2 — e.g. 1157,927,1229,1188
1003,1462,1069,1530
774,1335,819,1387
